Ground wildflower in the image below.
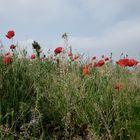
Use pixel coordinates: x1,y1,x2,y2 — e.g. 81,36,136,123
105,57,109,61
54,47,62,55
82,64,91,76
97,60,105,67
127,59,138,67
116,58,138,67
10,44,16,50
3,57,12,64
82,67,88,76
31,54,36,59
74,55,79,60
6,30,15,39
93,60,105,68
116,58,129,67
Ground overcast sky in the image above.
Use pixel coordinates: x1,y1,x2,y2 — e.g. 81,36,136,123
0,0,140,59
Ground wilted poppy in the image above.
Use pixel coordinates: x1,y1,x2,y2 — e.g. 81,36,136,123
6,30,15,39
54,47,62,55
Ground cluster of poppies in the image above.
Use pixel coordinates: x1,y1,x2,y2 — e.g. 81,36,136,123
93,55,110,67
82,55,110,76
82,56,139,76
1,30,16,64
30,44,139,77
2,30,139,70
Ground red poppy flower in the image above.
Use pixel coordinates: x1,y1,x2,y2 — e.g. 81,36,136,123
82,67,88,76
3,57,12,64
105,57,109,61
68,52,73,60
116,59,129,67
6,30,15,39
97,60,105,67
82,63,91,76
31,54,36,59
94,60,105,67
116,58,138,67
74,55,79,60
10,44,16,50
54,47,62,55
127,59,139,67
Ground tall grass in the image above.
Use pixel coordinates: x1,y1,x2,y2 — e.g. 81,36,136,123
0,54,140,139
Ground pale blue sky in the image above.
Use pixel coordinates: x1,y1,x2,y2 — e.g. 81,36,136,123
0,0,140,59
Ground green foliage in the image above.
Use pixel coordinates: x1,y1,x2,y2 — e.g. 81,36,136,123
32,41,41,58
